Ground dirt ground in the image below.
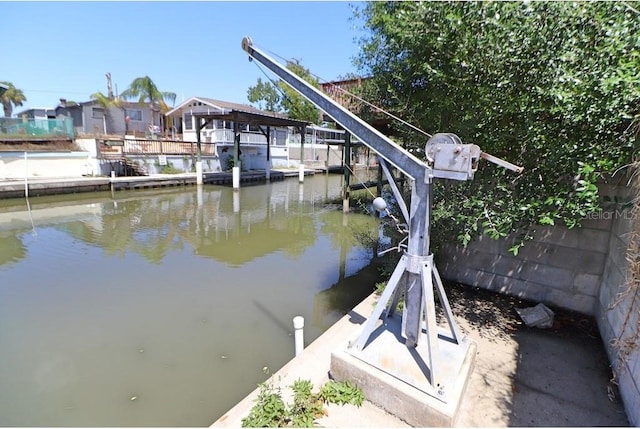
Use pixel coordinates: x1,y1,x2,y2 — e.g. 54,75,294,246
443,281,630,427
0,140,79,151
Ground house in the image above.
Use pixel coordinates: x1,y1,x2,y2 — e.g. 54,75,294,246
9,107,73,139
55,99,159,137
165,96,371,171
14,107,56,120
166,97,293,143
165,97,308,170
319,77,393,135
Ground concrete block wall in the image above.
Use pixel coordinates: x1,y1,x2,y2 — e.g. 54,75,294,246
596,205,640,426
437,218,611,315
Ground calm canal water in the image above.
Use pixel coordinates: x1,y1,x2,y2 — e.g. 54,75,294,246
0,174,382,426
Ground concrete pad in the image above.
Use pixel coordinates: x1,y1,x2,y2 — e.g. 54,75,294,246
330,315,476,427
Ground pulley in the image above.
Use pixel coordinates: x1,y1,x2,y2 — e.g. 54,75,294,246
425,133,481,181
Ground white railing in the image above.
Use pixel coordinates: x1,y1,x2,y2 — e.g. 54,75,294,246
185,129,288,146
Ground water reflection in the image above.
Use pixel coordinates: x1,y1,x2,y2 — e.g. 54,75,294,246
0,174,382,426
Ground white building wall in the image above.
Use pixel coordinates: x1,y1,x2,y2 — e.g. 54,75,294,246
0,152,94,179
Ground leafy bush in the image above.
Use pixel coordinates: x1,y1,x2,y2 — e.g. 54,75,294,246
354,2,640,251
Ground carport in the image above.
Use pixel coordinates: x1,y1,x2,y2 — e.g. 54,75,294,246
191,109,309,188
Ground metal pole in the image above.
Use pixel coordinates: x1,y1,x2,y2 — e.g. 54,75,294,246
377,158,383,198
233,119,241,190
326,144,330,174
196,117,203,185
24,152,28,198
266,126,271,181
343,133,351,213
299,126,305,183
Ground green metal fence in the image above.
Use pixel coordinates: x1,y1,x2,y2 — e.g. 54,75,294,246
0,118,74,138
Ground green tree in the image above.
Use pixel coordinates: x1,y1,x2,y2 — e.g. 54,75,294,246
0,81,27,118
247,78,279,111
247,60,321,123
120,76,176,128
354,1,640,252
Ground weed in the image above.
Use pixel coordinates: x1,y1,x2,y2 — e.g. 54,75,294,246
374,281,404,313
318,380,364,407
159,164,183,174
241,369,364,428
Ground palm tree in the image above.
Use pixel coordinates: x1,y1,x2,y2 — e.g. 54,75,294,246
1,81,27,117
120,76,176,130
90,91,125,135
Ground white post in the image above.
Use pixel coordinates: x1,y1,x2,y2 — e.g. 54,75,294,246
196,161,203,185
298,163,305,183
293,316,304,356
24,152,28,198
232,165,240,189
233,189,240,213
197,184,203,207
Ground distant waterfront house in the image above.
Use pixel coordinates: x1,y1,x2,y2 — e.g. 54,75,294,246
14,107,56,120
165,97,295,144
165,97,305,169
54,99,158,137
8,107,73,139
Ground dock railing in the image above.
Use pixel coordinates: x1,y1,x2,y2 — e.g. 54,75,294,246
98,138,216,157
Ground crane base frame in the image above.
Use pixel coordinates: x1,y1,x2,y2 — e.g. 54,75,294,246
330,327,476,426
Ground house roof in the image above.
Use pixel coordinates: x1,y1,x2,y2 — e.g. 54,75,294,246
14,107,56,117
165,96,309,128
165,96,264,116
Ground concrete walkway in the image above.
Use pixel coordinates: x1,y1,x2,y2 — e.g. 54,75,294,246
213,283,629,427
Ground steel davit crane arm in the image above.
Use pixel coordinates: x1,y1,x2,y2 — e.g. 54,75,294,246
241,37,524,376
241,37,428,182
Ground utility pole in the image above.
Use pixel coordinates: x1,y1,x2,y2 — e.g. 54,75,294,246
106,73,114,99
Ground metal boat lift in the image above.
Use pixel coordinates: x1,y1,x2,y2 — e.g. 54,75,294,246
241,37,522,403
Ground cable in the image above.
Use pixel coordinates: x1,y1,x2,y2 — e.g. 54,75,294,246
252,61,303,115
253,61,287,101
255,43,433,139
318,80,432,139
327,144,377,200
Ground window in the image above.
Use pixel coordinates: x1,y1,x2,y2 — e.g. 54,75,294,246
184,114,192,130
125,109,143,122
92,107,104,119
275,129,287,146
